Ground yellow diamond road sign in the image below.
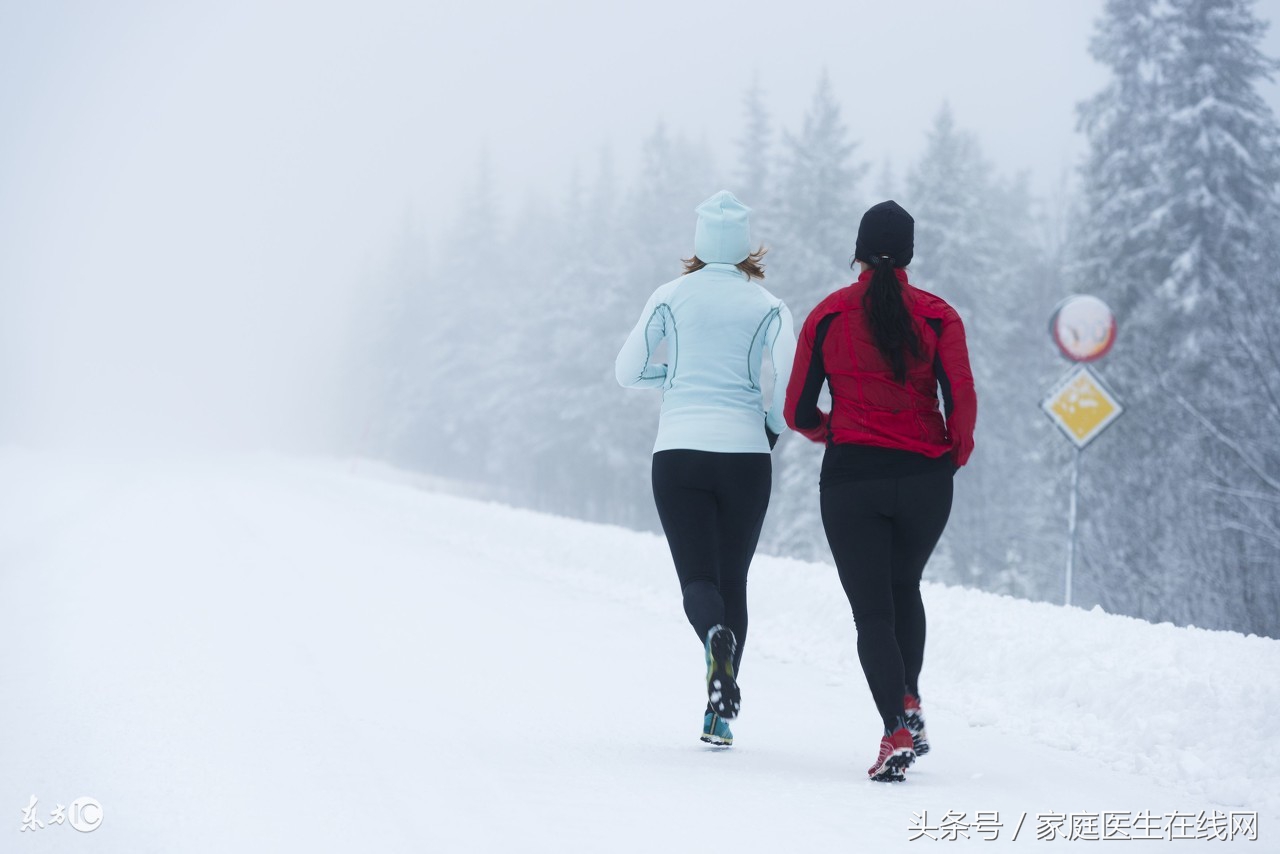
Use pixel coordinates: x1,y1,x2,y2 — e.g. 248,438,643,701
1041,366,1124,448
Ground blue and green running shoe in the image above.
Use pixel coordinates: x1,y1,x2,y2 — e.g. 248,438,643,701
701,710,733,746
704,624,741,719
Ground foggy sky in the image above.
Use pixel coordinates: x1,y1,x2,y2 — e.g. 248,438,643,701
3,0,1280,452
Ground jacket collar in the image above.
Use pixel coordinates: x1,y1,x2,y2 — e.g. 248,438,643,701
705,261,749,279
855,267,910,286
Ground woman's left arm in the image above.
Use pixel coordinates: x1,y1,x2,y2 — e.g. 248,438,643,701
615,287,670,389
784,308,834,443
764,302,797,437
935,307,977,466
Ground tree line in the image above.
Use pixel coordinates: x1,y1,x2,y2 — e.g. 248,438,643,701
345,0,1280,638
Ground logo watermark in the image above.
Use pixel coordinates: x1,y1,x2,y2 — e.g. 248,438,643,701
908,809,1258,842
19,795,103,834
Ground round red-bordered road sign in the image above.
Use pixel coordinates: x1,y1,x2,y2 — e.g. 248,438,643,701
1050,295,1117,362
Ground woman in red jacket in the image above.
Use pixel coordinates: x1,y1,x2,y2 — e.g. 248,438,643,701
784,200,976,782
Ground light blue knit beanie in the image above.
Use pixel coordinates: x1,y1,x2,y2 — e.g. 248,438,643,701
693,190,752,264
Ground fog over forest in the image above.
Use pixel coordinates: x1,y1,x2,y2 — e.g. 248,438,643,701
2,0,1278,638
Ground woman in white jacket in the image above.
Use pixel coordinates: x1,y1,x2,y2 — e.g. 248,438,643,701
616,190,796,746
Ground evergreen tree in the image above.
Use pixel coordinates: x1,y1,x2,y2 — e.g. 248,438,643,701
771,70,866,313
1073,0,1177,625
736,77,774,237
1158,0,1280,318
487,190,562,500
1075,0,1169,319
563,149,661,526
628,122,716,278
1075,0,1280,635
427,155,504,481
907,103,999,310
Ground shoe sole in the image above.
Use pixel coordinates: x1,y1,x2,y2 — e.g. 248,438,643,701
870,767,906,782
869,747,915,782
706,629,741,719
905,710,930,755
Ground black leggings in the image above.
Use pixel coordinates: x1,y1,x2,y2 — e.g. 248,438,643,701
652,450,772,672
821,468,953,730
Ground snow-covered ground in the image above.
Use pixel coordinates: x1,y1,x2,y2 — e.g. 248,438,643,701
1,450,1274,851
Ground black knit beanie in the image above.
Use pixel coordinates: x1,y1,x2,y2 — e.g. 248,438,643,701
854,200,914,268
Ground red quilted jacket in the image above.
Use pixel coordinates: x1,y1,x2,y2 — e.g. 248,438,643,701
784,268,977,466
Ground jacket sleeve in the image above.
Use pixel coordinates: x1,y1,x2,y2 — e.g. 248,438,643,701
784,307,832,443
615,288,669,389
936,307,977,466
764,302,797,436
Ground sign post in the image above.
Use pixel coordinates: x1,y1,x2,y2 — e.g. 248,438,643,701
1042,296,1122,607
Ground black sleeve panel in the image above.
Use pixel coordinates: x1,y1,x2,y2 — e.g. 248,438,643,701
927,317,955,418
793,314,835,430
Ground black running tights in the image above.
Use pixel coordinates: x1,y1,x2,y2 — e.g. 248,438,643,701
821,468,953,730
652,450,772,673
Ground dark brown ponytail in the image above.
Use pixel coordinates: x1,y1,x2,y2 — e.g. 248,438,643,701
860,255,920,383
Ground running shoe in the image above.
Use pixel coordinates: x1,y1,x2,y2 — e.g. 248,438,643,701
867,726,915,782
701,710,734,746
704,625,741,719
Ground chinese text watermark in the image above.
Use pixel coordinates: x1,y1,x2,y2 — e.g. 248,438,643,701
19,796,103,834
909,809,1258,842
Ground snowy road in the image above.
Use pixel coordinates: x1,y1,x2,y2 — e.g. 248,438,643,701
1,452,1272,851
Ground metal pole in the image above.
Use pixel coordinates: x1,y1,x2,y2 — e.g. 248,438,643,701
1065,446,1081,607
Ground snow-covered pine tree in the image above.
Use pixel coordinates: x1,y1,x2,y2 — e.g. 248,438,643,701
627,122,716,284
1153,0,1280,635
536,148,640,523
1077,0,1278,343
1159,0,1279,321
770,70,866,314
1192,213,1280,636
483,189,563,504
736,77,774,241
1075,0,1280,635
520,163,593,515
906,103,1000,310
1072,0,1178,626
425,155,505,482
1075,0,1169,320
